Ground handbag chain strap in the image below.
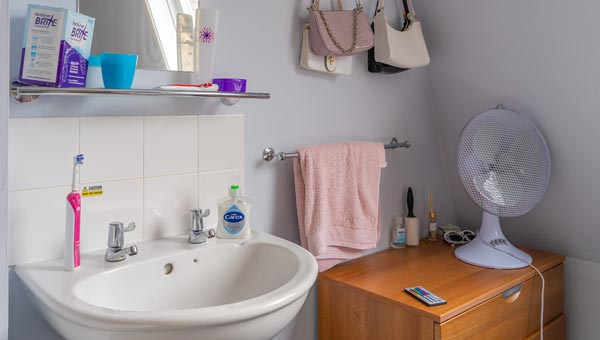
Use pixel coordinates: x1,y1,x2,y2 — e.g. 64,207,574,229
317,4,363,54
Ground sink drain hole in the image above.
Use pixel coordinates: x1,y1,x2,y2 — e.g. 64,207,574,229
163,263,174,275
193,258,198,263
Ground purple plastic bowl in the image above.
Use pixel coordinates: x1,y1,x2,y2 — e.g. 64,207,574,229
213,78,246,93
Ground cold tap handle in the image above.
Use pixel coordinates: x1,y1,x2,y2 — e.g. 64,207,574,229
107,222,136,248
122,222,136,232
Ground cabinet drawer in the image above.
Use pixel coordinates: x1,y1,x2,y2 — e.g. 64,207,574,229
524,314,567,340
528,265,564,333
437,277,534,340
437,264,564,340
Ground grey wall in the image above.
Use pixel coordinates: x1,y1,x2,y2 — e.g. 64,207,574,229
1,0,9,338
418,0,600,338
8,0,456,339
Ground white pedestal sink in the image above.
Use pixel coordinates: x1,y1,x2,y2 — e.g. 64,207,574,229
15,230,318,340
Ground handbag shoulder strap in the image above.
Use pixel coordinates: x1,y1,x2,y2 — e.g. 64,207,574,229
375,0,409,17
311,0,362,11
375,0,410,29
405,0,418,20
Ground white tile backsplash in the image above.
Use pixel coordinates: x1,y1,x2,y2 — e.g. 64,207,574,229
80,179,144,253
8,118,79,191
198,115,244,171
144,174,198,239
198,168,244,229
80,116,143,182
9,186,70,265
8,115,244,266
144,116,198,177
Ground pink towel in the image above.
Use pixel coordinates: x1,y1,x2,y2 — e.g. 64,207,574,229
293,141,387,272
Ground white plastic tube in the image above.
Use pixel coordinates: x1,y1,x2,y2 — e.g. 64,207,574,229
405,217,420,247
194,8,219,83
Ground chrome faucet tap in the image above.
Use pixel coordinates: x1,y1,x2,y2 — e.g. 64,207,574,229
189,209,215,244
105,222,138,262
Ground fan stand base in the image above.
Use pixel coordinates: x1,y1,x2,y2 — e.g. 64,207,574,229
455,212,532,269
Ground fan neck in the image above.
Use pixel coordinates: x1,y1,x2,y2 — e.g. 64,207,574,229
479,211,507,241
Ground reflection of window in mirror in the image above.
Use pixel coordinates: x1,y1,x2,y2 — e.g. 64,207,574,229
79,0,197,71
177,14,194,71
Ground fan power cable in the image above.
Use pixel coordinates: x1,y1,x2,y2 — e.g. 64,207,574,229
481,240,546,340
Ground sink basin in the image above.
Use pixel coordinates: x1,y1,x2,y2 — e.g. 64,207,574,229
15,230,318,340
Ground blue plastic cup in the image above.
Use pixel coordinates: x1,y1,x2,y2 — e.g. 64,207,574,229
99,53,138,89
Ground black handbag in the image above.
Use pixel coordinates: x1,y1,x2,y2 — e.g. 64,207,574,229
367,0,408,74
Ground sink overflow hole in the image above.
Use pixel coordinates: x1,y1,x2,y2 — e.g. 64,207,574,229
163,263,174,275
193,258,198,263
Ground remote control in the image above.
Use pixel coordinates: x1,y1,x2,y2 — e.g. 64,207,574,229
404,286,447,307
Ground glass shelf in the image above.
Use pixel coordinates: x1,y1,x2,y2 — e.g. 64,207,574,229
10,81,270,105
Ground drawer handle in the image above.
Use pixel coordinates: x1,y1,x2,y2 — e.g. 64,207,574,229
502,284,523,303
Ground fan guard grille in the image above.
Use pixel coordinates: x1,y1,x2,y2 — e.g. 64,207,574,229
457,106,551,217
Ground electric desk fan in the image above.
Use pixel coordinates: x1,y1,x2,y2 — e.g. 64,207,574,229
455,105,551,269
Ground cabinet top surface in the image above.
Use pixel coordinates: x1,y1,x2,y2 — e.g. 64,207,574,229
319,242,564,322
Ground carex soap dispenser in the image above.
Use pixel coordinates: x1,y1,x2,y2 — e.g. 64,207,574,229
216,176,252,239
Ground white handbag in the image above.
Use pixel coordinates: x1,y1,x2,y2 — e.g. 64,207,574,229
373,0,430,68
300,24,352,75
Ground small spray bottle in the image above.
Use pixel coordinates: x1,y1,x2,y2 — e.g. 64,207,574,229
428,193,438,241
65,154,84,270
390,216,406,249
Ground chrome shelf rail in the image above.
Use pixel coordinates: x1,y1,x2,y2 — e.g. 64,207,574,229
262,138,411,161
10,81,270,104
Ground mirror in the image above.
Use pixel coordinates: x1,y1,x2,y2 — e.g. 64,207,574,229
79,0,198,72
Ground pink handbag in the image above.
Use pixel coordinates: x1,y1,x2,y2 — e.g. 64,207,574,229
308,0,374,56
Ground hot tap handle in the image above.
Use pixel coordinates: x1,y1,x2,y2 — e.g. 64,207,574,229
190,209,210,232
191,209,210,218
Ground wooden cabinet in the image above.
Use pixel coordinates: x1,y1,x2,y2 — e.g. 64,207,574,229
318,242,565,340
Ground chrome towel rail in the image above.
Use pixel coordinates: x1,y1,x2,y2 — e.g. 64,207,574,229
262,138,411,162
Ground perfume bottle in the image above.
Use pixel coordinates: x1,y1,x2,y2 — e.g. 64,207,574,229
428,193,438,241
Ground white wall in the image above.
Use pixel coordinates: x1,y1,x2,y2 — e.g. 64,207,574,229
418,0,600,338
8,0,456,339
1,0,10,338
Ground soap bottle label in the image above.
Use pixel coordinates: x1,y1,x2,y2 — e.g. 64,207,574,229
396,229,406,244
223,204,245,234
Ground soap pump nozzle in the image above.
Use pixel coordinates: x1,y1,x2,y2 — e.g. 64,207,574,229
229,174,241,197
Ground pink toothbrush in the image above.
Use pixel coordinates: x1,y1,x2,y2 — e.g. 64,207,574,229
64,154,84,270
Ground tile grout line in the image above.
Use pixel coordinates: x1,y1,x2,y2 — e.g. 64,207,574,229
8,168,244,194
141,116,146,241
197,115,201,210
196,115,200,208
242,115,245,186
77,116,81,189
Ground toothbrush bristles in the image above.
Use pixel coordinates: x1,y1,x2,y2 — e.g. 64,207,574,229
75,154,84,164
